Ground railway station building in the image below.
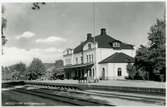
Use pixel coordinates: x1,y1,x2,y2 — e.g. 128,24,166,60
63,28,135,81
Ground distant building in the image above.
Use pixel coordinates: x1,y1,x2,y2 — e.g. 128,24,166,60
54,60,64,78
63,28,135,80
44,60,64,80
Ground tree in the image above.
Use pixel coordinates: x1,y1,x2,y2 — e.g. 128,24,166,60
2,66,12,80
9,62,26,80
148,19,166,81
31,2,46,10
41,67,55,80
126,63,137,80
26,58,46,80
135,18,166,81
135,45,153,80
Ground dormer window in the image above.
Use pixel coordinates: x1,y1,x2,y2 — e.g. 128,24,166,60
65,48,73,55
88,43,92,49
113,42,120,48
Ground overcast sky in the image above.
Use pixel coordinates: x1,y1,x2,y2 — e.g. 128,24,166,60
2,2,165,66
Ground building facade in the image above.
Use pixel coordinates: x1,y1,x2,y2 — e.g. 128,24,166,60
63,28,135,81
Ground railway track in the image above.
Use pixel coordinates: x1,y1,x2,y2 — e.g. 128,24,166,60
38,87,165,105
83,90,165,105
2,82,165,106
13,87,113,106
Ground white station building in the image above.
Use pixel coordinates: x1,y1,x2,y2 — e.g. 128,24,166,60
63,28,135,80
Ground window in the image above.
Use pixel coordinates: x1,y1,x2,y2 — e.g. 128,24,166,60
118,68,122,76
65,58,71,65
81,56,83,64
89,55,91,62
86,55,88,63
92,54,94,62
89,69,92,77
102,68,105,80
113,42,120,48
67,50,69,54
66,49,72,55
88,43,92,49
76,57,78,64
92,68,94,77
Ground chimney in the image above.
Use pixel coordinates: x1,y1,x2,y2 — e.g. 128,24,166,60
100,28,106,35
87,33,92,40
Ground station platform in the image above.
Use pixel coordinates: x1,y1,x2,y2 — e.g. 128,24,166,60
28,79,165,89
3,80,165,95
23,79,165,95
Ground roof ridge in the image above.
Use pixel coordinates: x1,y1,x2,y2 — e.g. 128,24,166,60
73,29,134,54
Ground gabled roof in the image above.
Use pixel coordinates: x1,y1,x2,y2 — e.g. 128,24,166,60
73,28,134,54
95,34,133,49
73,41,86,54
73,39,95,54
99,52,134,64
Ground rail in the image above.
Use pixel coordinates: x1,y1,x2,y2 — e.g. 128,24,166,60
13,88,113,106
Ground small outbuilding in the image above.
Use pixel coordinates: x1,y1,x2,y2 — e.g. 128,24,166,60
99,52,134,80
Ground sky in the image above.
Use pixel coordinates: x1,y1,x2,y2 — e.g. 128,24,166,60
1,2,165,66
